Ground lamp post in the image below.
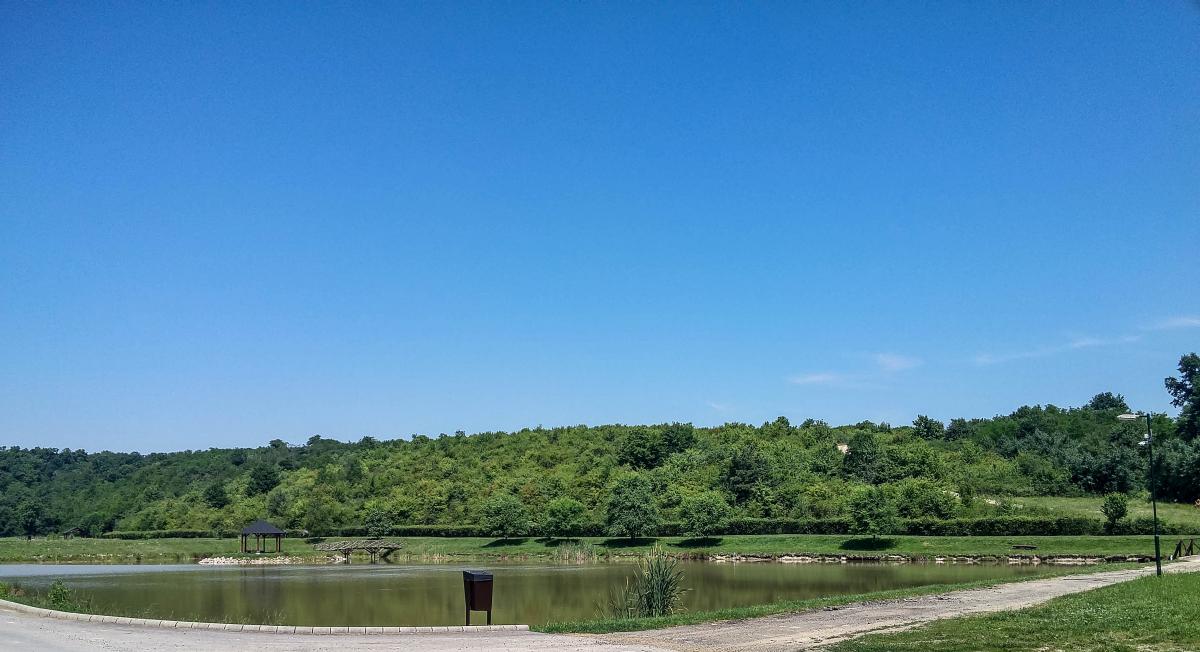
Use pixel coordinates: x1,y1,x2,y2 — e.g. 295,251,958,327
1119,412,1161,576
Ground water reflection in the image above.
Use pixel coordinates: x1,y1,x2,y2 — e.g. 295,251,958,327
0,561,1045,626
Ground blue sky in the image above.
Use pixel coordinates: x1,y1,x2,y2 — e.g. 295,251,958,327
2,2,1198,452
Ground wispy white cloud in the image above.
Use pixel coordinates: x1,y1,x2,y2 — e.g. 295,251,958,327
788,352,922,389
875,353,923,372
706,401,732,412
974,334,1140,366
1143,316,1200,331
787,373,845,386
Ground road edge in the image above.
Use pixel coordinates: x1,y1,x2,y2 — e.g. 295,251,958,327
0,597,529,634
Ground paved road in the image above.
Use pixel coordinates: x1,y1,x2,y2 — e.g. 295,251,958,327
4,558,1196,651
0,614,669,652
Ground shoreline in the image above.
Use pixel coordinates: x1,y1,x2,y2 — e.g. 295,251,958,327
2,533,1184,566
1,551,1156,566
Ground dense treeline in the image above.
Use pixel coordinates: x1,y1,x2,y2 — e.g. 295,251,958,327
2,354,1198,538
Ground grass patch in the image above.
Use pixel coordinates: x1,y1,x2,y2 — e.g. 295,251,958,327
830,570,1200,652
0,578,93,613
995,495,1200,530
534,563,1144,633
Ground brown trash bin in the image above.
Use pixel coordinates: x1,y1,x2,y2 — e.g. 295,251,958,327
462,570,493,625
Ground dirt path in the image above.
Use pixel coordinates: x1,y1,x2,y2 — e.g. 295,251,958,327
595,557,1200,651
3,558,1196,651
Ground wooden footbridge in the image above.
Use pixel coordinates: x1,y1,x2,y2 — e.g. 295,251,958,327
312,539,404,563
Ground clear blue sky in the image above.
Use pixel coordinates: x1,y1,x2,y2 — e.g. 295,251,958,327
2,2,1198,452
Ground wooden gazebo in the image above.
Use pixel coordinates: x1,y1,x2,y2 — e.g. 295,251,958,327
240,519,285,553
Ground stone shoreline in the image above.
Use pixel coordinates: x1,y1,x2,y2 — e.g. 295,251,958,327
189,552,1152,566
198,555,343,565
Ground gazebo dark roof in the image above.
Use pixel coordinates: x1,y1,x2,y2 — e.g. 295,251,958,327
241,519,285,535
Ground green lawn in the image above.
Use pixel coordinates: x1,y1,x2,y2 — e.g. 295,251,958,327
535,563,1144,634
997,495,1200,530
831,571,1200,652
0,533,1188,564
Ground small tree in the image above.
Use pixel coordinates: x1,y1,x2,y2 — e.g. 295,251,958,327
246,463,280,496
1101,493,1129,533
849,486,898,539
203,482,229,509
606,474,660,540
17,501,43,540
679,492,732,538
543,497,586,539
482,494,529,540
956,478,977,509
266,489,289,519
363,507,391,538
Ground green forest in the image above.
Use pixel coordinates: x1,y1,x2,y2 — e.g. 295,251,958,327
3,354,1197,539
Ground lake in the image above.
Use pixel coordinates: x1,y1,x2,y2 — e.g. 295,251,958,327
0,561,1046,626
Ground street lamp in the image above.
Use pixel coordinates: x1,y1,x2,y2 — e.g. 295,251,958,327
1119,412,1161,576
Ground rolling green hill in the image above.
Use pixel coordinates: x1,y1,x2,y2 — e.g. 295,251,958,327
2,388,1196,539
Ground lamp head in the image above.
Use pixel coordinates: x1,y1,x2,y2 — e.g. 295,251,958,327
1117,413,1140,421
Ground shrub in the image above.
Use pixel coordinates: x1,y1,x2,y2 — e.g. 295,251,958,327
888,478,960,519
46,580,74,611
1101,493,1129,533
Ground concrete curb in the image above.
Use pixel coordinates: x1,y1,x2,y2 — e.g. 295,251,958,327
0,598,529,634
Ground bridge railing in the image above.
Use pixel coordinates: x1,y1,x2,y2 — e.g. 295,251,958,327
1169,538,1195,560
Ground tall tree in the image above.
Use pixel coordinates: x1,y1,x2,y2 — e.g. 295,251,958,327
911,415,946,439
724,442,770,505
1166,353,1200,441
849,486,897,539
543,497,586,539
605,474,660,540
202,482,229,509
17,501,43,539
246,463,280,496
679,491,732,538
618,428,666,469
481,494,528,540
1086,392,1129,412
843,431,881,483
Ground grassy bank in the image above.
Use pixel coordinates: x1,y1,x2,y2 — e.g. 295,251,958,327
0,533,1188,564
535,563,1145,634
831,570,1200,652
997,495,1200,530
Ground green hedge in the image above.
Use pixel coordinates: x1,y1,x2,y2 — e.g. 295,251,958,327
900,516,1189,537
100,529,309,540
101,529,220,539
101,516,1187,540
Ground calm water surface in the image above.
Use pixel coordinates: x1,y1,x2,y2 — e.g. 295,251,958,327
0,561,1045,626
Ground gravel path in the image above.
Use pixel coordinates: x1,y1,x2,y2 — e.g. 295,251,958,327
3,558,1195,651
